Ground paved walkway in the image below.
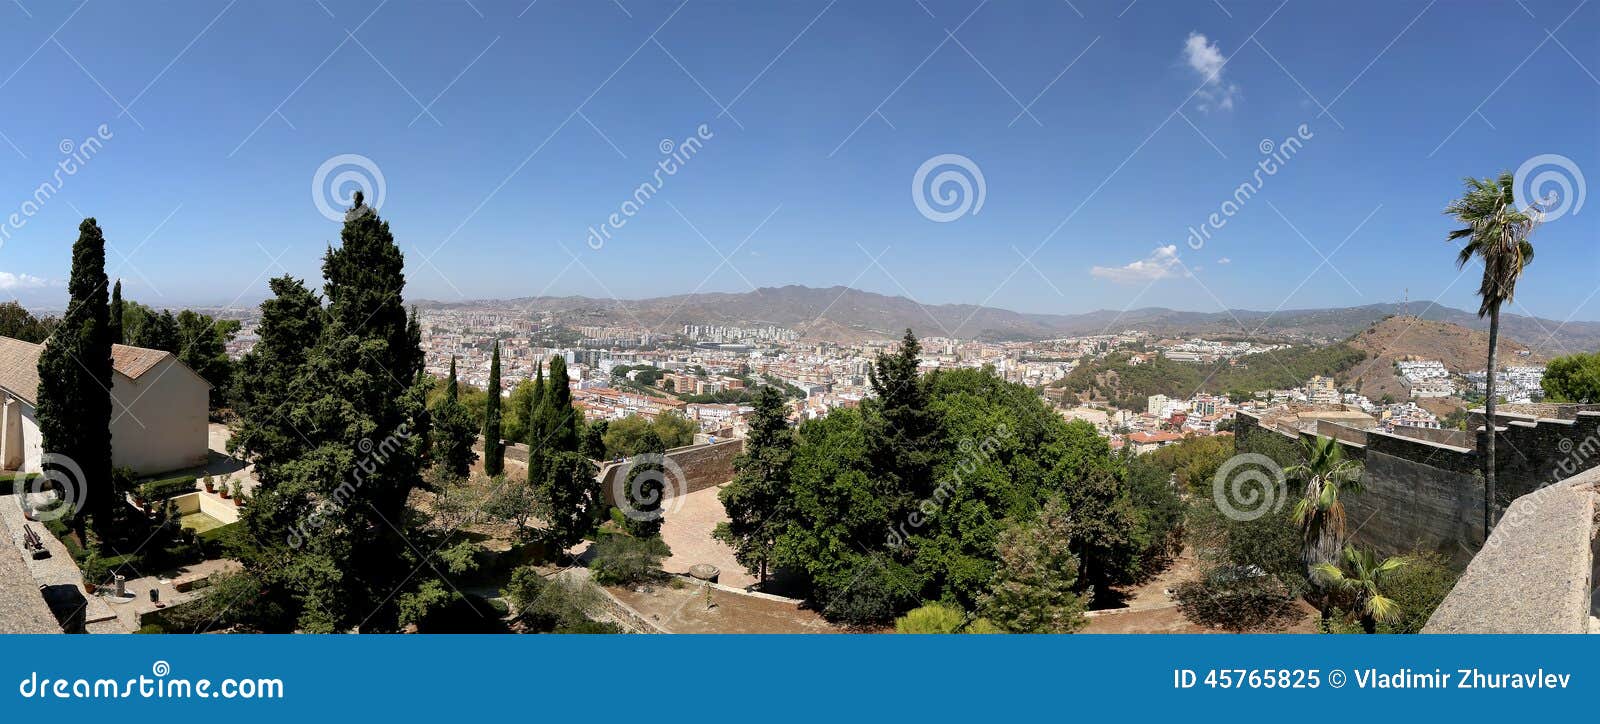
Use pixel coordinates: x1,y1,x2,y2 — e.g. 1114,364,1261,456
657,484,757,589
0,496,122,632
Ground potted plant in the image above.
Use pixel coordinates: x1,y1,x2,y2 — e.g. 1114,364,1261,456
219,481,231,500
229,481,242,506
203,475,215,493
81,554,106,594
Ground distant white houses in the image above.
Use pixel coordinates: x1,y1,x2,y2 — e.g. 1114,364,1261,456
0,336,211,477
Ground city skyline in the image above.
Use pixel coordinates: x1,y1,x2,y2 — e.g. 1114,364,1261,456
0,0,1594,320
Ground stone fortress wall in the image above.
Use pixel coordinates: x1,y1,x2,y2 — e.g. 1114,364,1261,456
1236,404,1600,563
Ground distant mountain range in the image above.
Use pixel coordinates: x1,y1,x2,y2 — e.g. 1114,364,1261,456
414,285,1600,354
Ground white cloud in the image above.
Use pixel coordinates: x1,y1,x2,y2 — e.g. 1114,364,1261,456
0,272,50,290
1217,257,1231,264
1092,245,1182,284
1183,32,1239,112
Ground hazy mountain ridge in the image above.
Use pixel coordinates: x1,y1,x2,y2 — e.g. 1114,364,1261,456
413,286,1600,353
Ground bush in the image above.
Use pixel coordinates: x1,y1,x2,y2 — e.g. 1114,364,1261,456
502,566,613,633
138,475,198,501
894,603,966,634
1174,575,1300,631
1375,551,1459,634
589,535,671,586
0,471,40,493
134,624,166,634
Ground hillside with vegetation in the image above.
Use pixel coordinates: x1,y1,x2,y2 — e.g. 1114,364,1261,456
1051,344,1368,410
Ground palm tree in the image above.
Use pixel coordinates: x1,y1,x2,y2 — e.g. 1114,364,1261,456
1313,545,1407,633
1445,172,1537,533
1288,435,1363,573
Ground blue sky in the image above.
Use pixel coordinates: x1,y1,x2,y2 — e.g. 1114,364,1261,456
0,0,1596,323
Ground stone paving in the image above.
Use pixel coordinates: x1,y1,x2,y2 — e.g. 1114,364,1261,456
0,496,121,632
657,483,757,589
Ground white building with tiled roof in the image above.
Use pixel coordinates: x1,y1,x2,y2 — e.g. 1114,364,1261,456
0,336,210,477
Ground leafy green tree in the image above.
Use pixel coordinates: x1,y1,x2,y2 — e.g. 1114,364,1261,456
894,602,966,633
979,496,1088,633
1541,352,1600,403
1313,546,1408,634
620,429,668,538
1445,171,1537,529
133,308,180,352
36,218,115,539
715,385,792,582
602,411,695,458
108,280,123,343
1288,435,1364,574
0,301,57,342
483,342,503,476
175,309,238,408
536,451,600,553
589,535,670,585
504,376,540,444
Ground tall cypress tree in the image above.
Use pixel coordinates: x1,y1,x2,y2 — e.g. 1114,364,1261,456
621,428,668,538
538,355,579,453
445,355,459,402
526,361,544,441
429,355,476,479
482,341,503,476
108,279,123,344
36,219,115,539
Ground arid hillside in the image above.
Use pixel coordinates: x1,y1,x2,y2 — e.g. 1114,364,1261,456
1345,315,1544,403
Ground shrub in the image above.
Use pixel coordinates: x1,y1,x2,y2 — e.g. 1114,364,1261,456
502,566,611,633
1375,551,1459,634
197,522,250,559
894,603,966,634
1174,574,1299,632
589,535,670,586
138,475,198,501
963,617,1005,634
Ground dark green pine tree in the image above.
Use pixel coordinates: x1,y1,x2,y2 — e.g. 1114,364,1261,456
268,190,426,631
483,341,504,476
621,428,668,538
228,276,324,481
715,385,793,582
35,219,115,539
133,309,180,352
867,329,942,526
108,279,123,344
